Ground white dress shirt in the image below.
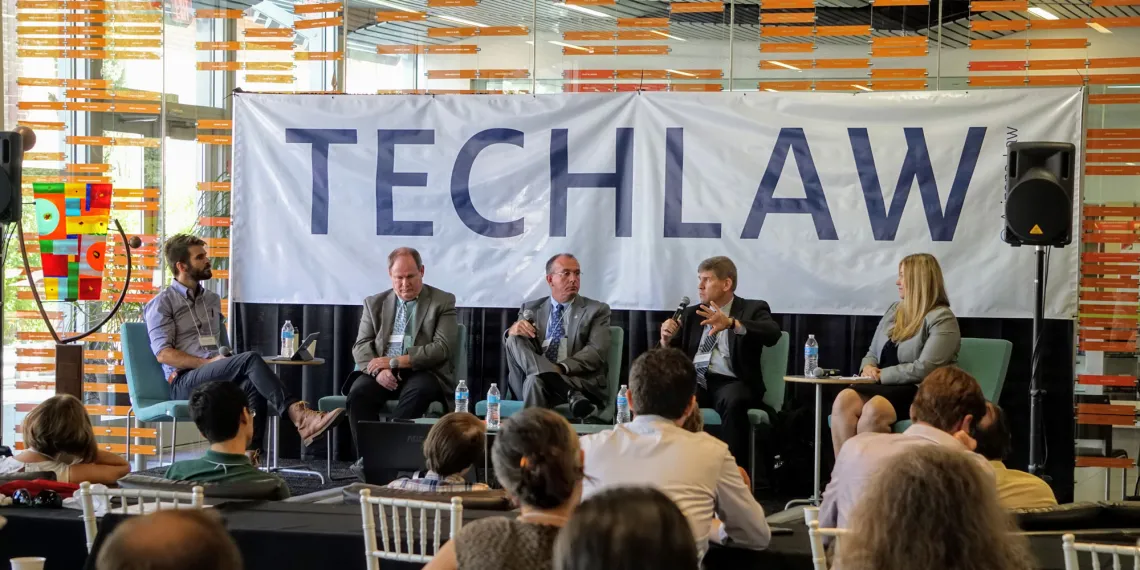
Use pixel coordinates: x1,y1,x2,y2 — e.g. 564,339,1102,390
579,415,771,557
819,423,994,529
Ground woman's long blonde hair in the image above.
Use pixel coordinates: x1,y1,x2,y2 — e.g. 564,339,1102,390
22,394,98,463
890,253,950,342
833,446,1033,570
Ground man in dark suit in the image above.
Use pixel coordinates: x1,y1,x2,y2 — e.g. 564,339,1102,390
660,256,782,467
505,253,611,420
346,247,457,474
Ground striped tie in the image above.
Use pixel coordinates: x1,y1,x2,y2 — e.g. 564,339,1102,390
385,302,408,357
694,326,718,388
544,303,564,363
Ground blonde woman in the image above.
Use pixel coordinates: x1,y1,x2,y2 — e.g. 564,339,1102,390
0,394,129,484
831,253,960,454
833,445,1033,570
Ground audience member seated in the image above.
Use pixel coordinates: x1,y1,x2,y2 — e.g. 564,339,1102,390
831,253,961,455
0,394,129,484
975,402,1058,509
820,366,991,529
164,381,289,497
580,348,769,558
833,445,1033,570
95,509,243,570
554,486,699,570
387,412,490,493
425,408,583,570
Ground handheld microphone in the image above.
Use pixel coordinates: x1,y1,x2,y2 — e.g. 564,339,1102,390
521,309,536,325
218,346,232,357
128,235,143,249
670,296,690,321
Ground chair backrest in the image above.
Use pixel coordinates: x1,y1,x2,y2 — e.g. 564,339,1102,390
78,480,205,552
121,322,171,410
803,508,849,570
1062,533,1140,570
760,331,791,412
452,323,467,381
359,488,463,567
956,337,1013,402
597,326,625,422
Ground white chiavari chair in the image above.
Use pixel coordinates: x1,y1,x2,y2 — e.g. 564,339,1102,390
358,488,463,569
77,481,205,552
1062,534,1140,570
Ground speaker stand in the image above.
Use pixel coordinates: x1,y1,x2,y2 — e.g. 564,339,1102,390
1028,245,1047,477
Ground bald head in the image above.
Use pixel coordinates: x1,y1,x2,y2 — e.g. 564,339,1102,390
96,510,242,570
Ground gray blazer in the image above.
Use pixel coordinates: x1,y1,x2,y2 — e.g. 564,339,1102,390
512,295,612,399
861,302,960,385
352,284,458,392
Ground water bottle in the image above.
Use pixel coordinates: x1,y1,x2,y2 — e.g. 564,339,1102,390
486,383,501,430
455,380,469,414
804,334,819,378
615,384,630,424
281,321,296,357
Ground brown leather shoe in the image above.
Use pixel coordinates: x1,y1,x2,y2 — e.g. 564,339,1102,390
288,402,343,446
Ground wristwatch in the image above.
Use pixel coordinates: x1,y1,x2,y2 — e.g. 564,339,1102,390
389,357,400,370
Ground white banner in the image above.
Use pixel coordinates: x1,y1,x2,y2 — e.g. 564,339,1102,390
231,89,1081,318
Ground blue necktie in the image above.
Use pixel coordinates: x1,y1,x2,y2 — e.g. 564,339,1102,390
544,304,564,363
694,326,718,388
386,302,408,357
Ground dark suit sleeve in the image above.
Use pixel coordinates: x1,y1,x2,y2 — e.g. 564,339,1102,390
736,300,781,348
562,303,611,376
667,306,696,354
407,292,456,373
352,296,381,368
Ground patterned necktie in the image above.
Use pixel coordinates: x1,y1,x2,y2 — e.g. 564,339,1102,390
385,302,408,357
694,326,718,388
544,303,565,363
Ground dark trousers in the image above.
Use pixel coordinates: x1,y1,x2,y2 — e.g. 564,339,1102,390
697,373,756,468
170,352,297,451
345,369,445,456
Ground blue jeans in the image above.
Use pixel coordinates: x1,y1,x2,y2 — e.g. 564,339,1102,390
170,352,298,450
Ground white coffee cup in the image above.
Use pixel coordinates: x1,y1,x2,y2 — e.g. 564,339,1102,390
10,557,46,570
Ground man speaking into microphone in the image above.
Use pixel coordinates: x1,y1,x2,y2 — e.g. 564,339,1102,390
505,253,611,421
660,256,782,468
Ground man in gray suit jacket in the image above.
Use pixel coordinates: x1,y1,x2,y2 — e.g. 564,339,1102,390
505,253,611,419
346,247,457,458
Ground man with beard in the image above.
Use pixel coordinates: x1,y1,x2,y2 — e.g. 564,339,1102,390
505,253,611,419
144,234,342,465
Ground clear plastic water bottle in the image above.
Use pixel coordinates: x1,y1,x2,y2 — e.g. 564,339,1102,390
455,380,469,414
281,321,296,357
804,334,819,378
486,383,501,430
615,384,630,424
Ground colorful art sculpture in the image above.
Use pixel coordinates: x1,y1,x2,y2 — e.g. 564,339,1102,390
32,182,112,301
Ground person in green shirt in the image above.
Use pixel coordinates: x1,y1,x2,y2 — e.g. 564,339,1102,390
165,381,289,498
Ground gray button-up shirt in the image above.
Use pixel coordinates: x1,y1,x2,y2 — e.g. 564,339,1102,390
143,281,223,379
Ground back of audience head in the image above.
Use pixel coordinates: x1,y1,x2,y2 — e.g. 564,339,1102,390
95,509,243,570
424,412,485,477
23,394,97,463
629,348,696,421
834,445,1032,570
491,408,582,509
555,486,699,570
189,381,252,446
974,402,1010,462
909,366,987,434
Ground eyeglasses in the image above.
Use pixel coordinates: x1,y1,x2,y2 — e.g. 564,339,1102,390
551,270,582,279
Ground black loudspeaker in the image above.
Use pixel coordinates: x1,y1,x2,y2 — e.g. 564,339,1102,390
1003,141,1076,247
0,131,26,224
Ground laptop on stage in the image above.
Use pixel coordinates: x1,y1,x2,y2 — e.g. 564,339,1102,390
357,420,487,486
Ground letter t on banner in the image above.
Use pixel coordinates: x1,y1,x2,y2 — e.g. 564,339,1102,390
285,128,358,235
549,128,634,238
377,129,435,236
